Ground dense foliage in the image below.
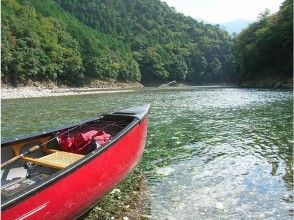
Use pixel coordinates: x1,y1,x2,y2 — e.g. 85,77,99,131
2,0,237,86
56,0,237,84
2,0,141,85
234,0,293,83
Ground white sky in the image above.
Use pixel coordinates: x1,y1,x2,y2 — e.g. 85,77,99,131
162,0,284,23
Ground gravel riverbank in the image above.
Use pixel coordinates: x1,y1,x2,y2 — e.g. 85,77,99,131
1,87,138,99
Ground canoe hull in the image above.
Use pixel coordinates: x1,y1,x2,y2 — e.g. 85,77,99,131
2,115,148,219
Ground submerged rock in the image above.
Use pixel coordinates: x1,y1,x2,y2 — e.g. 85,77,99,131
216,202,224,210
156,167,174,176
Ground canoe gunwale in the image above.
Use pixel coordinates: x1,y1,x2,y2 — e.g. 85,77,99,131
1,105,150,147
1,105,149,210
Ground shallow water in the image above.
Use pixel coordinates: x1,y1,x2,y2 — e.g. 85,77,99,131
2,87,293,219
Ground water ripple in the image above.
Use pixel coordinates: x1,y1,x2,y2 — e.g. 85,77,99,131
2,88,293,218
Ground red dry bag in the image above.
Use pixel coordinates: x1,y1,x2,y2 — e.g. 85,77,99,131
58,130,111,154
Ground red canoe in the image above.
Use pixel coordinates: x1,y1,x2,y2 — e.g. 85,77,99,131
1,105,149,219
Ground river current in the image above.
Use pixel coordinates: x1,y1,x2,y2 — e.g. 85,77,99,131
2,87,293,219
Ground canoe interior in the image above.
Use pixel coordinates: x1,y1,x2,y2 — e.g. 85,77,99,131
1,114,136,205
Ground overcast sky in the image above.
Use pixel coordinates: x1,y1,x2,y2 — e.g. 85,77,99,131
162,0,284,23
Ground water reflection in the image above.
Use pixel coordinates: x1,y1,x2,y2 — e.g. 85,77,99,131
2,88,293,218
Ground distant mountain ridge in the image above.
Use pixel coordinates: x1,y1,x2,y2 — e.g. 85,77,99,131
195,18,253,34
220,19,253,34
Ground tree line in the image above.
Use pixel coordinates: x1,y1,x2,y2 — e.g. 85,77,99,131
2,0,292,87
234,0,293,84
1,0,237,86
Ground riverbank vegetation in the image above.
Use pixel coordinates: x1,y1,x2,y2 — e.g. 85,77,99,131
2,0,292,88
2,0,237,86
234,0,293,86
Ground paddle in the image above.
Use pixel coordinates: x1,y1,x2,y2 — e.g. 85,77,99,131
1,145,40,168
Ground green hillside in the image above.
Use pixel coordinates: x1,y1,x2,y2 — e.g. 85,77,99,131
234,0,293,86
2,0,237,86
2,0,141,86
56,0,236,84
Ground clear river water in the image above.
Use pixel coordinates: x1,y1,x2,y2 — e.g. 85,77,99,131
2,87,293,219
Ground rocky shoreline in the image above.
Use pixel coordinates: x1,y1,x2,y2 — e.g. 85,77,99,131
1,86,140,99
1,80,145,99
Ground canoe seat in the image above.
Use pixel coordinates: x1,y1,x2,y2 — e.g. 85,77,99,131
22,151,84,170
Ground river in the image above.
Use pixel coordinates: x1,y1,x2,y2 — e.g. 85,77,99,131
2,87,293,219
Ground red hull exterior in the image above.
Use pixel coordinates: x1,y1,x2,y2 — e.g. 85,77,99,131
2,117,148,220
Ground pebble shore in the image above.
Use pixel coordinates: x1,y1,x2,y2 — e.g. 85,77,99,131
1,87,135,99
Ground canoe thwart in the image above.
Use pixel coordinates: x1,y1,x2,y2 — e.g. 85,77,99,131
22,151,84,170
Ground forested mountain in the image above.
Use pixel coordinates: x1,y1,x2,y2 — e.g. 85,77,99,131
2,0,237,86
56,0,237,84
234,0,293,85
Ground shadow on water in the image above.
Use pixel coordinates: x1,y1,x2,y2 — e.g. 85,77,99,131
2,88,293,218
